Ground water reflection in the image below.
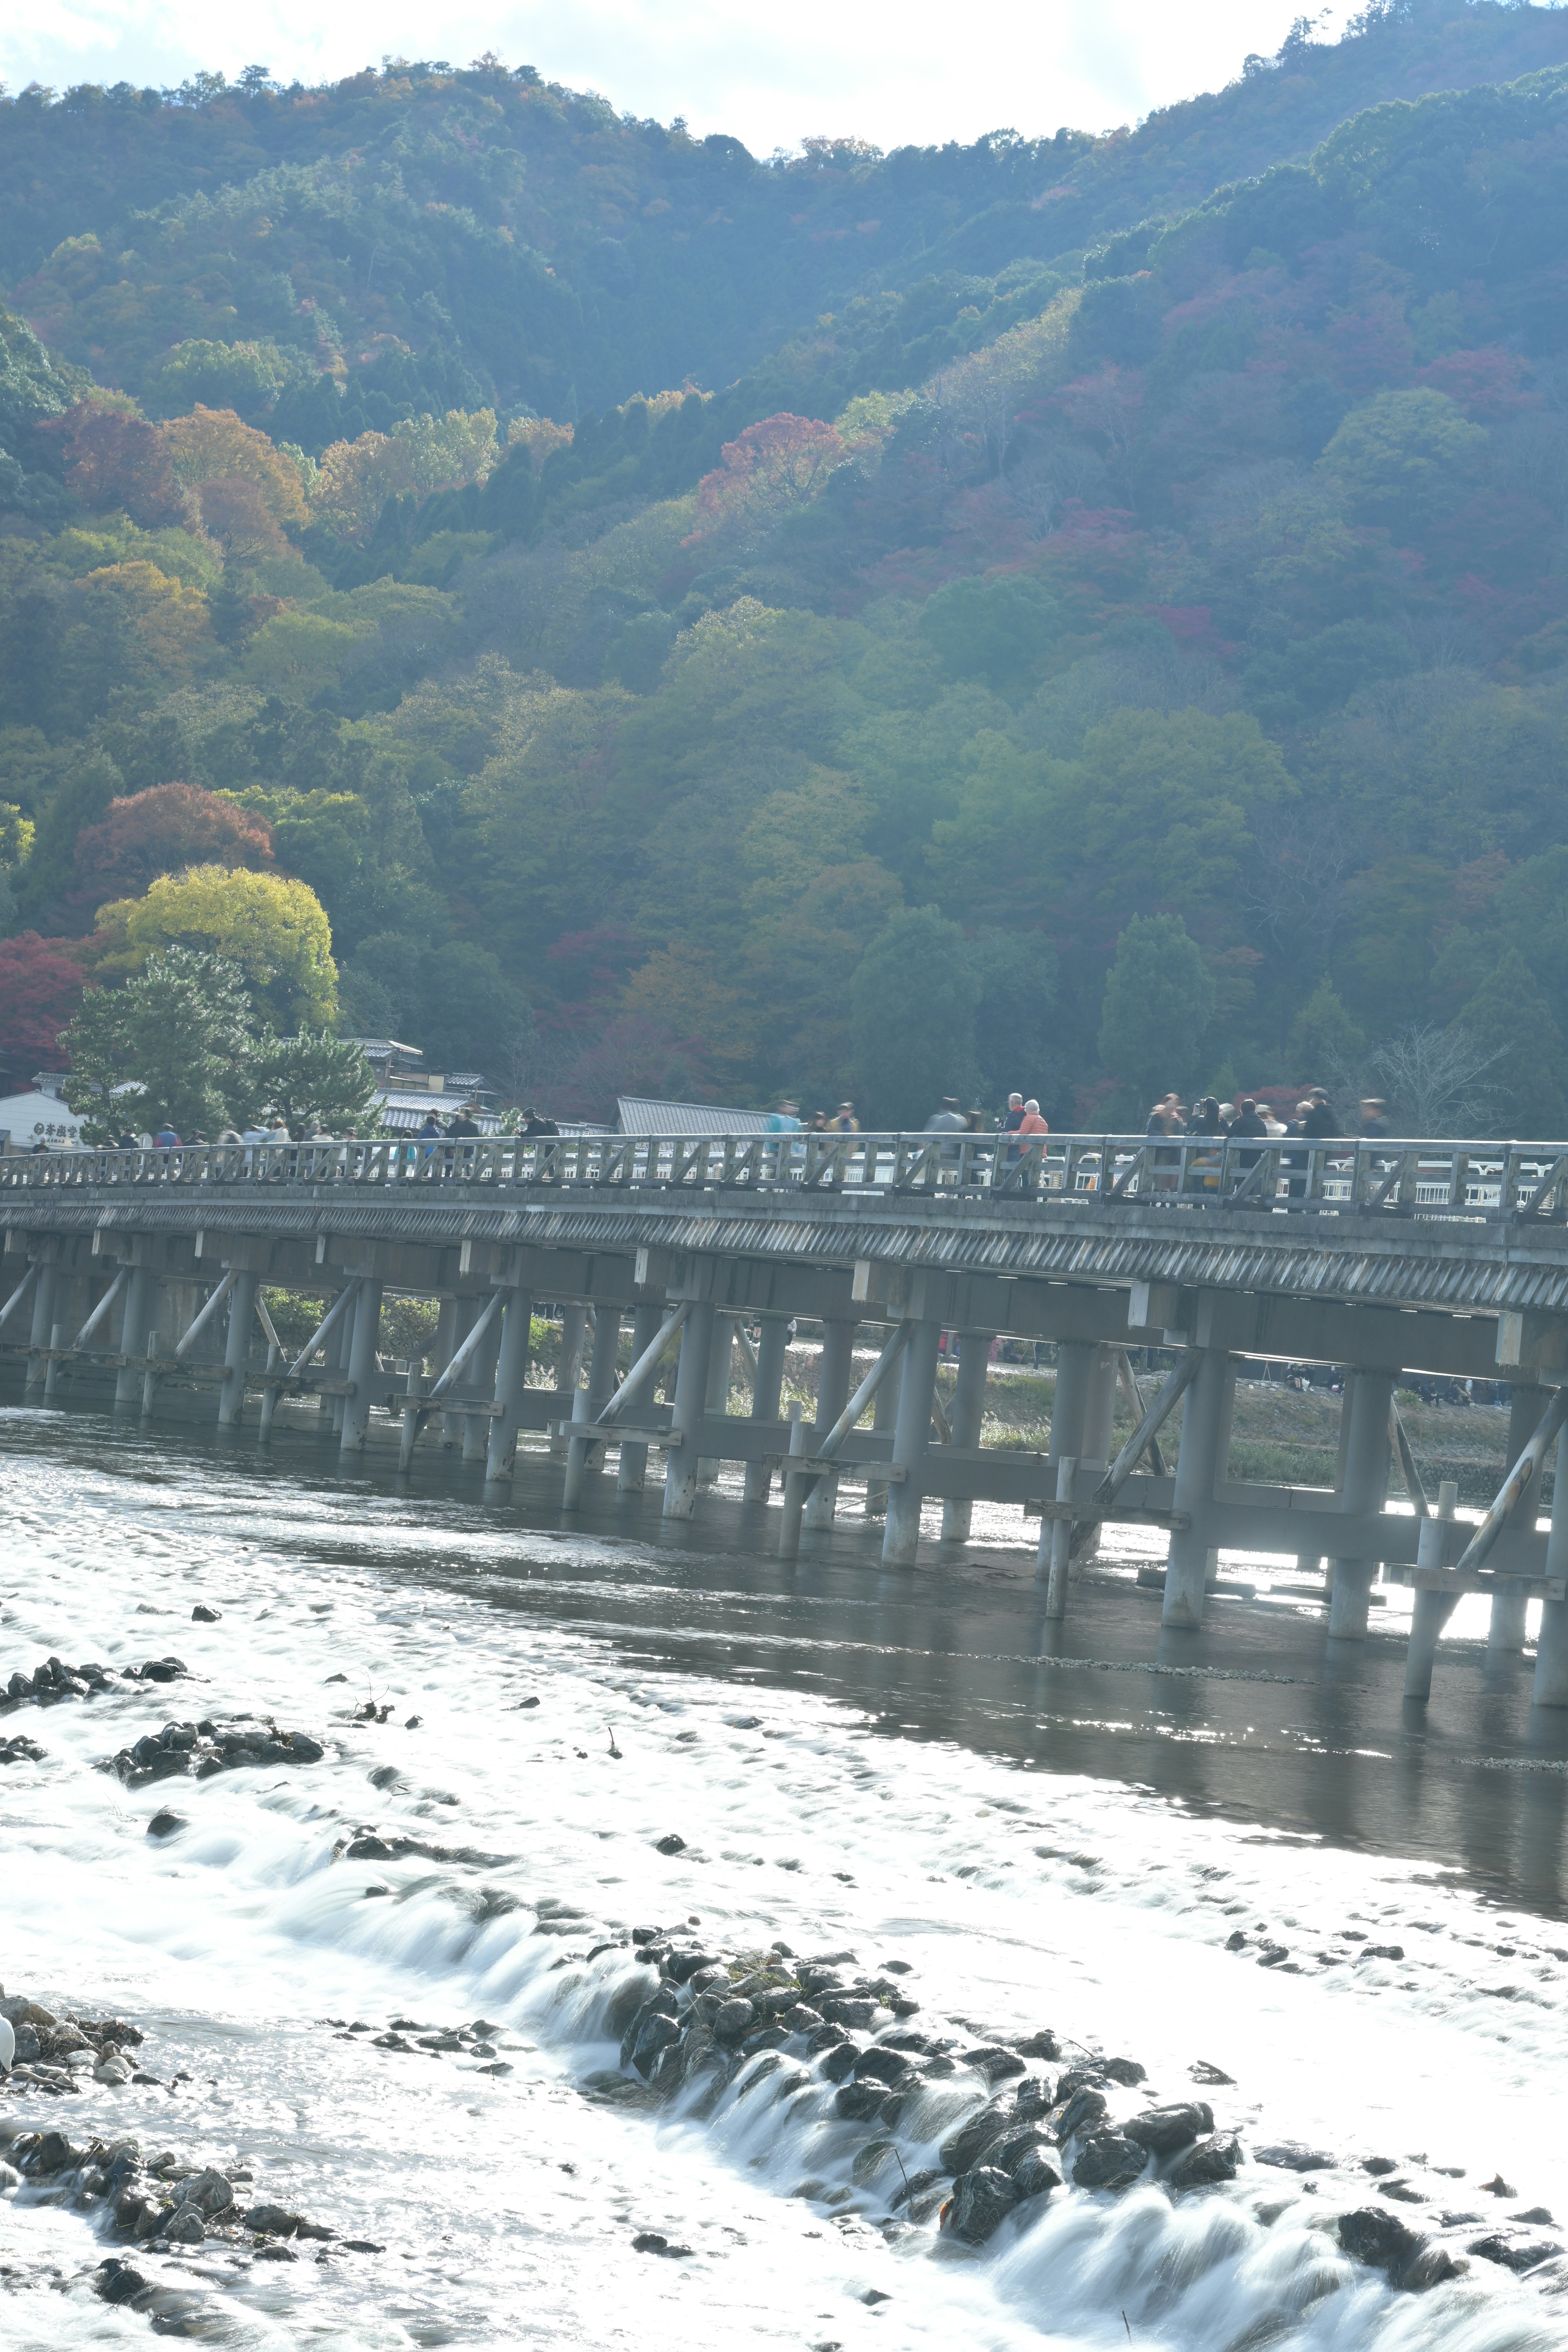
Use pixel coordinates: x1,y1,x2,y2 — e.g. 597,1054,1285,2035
11,1403,1568,1920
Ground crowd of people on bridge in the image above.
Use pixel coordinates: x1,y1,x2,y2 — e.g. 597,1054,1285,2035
760,1087,1393,1141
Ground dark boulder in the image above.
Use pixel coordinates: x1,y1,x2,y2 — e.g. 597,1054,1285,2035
962,2044,1025,2083
1013,2152,1062,2201
947,2166,1019,2245
939,2100,1011,2174
853,2046,915,2088
1124,2102,1213,2156
1468,2232,1564,2274
1340,2208,1461,2289
834,2082,891,2124
1168,2133,1241,2189
1073,2132,1147,2192
1256,2142,1334,2172
94,2258,148,2305
1053,2086,1109,2143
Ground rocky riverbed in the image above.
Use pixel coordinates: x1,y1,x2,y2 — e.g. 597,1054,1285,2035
7,1417,1568,2350
7,1909,1563,2333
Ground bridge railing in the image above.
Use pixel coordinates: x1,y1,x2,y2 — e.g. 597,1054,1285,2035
4,1131,1568,1220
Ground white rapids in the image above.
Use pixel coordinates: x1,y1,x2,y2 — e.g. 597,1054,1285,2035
1,1417,1566,2351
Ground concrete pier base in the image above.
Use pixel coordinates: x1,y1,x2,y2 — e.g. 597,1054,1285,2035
941,1332,993,1542
338,1280,384,1457
864,1346,900,1517
1533,1423,1568,1708
564,1305,620,1505
1327,1369,1395,1639
1488,1385,1547,1664
803,1320,855,1529
484,1288,534,1482
742,1316,788,1503
24,1261,56,1401
217,1270,258,1430
882,1317,941,1568
663,1300,716,1521
1162,1348,1235,1630
115,1262,155,1411
617,1301,666,1493
698,1314,735,1488
463,1301,502,1463
552,1305,587,1460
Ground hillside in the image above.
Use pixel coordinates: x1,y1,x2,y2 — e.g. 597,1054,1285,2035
6,26,1568,1136
4,0,1568,439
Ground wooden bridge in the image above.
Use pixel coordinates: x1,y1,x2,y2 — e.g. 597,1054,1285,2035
8,1127,1568,1716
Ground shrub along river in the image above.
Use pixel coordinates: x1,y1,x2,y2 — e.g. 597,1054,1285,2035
2,1403,1567,2350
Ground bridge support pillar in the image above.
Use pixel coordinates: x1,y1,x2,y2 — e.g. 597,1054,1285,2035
484,1288,534,1483
1404,1487,1460,1700
339,1280,384,1457
882,1316,942,1569
1533,1423,1568,1708
1162,1348,1235,1629
564,1305,620,1506
1488,1384,1544,1665
804,1319,857,1528
463,1298,503,1463
1327,1369,1395,1639
617,1302,666,1493
552,1306,588,1460
699,1314,737,1488
217,1271,259,1431
663,1299,717,1521
324,1298,350,1439
115,1261,156,1412
431,1297,458,1437
24,1257,58,1401
742,1316,789,1503
1073,1345,1119,1566
43,1275,84,1402
864,1341,901,1518
942,1332,993,1542
1035,1341,1091,1588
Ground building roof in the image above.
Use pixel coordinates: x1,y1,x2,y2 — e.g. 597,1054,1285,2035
615,1095,771,1136
341,1036,423,1060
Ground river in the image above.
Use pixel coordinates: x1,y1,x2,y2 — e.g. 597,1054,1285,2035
2,1403,1567,2349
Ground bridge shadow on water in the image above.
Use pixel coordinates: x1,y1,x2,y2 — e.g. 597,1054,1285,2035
15,1399,1568,1923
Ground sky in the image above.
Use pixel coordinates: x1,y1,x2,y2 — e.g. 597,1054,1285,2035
1,0,1356,156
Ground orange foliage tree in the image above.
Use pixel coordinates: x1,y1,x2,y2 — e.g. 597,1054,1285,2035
36,400,184,527
684,414,845,545
67,783,274,922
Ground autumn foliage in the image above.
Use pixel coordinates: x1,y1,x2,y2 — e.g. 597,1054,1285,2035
67,785,274,922
685,414,846,545
0,932,89,1074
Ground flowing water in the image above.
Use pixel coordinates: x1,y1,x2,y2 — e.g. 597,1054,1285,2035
4,1403,1568,2350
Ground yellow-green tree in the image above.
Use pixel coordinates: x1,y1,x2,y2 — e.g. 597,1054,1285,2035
90,865,337,1027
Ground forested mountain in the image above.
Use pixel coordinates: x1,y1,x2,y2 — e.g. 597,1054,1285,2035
5,3,1568,1136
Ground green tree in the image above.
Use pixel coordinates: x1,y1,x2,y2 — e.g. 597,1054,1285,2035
1318,389,1486,529
967,928,1060,1107
60,946,254,1140
1287,978,1365,1085
250,1030,379,1133
1098,914,1215,1109
1454,949,1567,1139
849,905,981,1129
916,576,1064,693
